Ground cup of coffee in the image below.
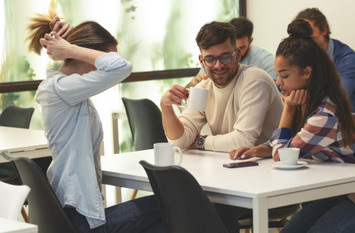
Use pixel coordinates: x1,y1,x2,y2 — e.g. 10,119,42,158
154,142,183,166
182,87,208,112
278,148,300,166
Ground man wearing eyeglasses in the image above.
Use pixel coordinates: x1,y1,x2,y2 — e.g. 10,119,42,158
160,21,283,154
186,17,277,88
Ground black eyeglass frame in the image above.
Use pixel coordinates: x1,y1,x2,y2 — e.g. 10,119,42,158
202,49,237,67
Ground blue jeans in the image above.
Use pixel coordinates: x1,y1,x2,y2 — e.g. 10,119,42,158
281,195,355,233
64,195,166,233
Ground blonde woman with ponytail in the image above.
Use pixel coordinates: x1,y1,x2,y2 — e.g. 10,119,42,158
29,12,165,233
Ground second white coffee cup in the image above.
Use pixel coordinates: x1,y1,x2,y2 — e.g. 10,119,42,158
278,148,300,166
154,142,183,166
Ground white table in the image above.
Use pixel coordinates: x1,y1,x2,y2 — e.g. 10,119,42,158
101,149,355,233
0,217,37,233
0,126,50,163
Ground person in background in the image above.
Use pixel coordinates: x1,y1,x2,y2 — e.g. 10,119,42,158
28,12,165,233
230,19,355,233
296,8,355,111
186,17,277,88
229,17,277,80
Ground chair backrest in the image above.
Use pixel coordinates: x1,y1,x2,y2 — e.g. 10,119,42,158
0,106,35,128
1,151,77,233
0,181,30,220
122,98,167,151
139,160,228,233
0,106,35,186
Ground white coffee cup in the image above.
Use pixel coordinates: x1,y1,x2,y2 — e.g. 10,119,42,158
278,148,300,166
182,87,208,112
154,142,183,166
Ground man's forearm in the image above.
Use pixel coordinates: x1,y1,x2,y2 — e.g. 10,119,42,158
161,106,184,139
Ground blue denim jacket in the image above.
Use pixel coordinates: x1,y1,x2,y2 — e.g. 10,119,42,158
327,38,355,111
35,52,132,228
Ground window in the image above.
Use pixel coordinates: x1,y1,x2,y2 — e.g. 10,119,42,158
0,0,241,153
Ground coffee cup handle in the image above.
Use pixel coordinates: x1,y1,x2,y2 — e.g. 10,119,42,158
180,88,190,108
181,99,187,108
173,147,183,165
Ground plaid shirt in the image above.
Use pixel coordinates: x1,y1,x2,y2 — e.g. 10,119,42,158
267,97,355,163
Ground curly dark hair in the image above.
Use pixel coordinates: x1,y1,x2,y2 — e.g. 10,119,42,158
276,19,354,146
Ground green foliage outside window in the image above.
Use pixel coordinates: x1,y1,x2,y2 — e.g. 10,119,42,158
0,0,240,153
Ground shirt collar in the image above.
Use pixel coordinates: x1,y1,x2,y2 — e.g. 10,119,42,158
327,39,334,61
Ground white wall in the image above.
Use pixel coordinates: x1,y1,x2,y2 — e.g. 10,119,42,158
247,0,355,56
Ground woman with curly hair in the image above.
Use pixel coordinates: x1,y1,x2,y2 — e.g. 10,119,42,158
230,19,355,233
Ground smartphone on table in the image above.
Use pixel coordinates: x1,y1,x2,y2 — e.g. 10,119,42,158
223,161,258,168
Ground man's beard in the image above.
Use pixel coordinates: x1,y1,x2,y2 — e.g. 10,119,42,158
240,45,250,61
207,65,237,87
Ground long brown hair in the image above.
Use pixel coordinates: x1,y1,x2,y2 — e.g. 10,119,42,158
276,19,355,146
27,11,118,58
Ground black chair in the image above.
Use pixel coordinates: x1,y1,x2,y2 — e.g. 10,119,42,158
122,97,167,151
122,98,168,199
140,160,229,233
2,151,77,233
0,106,35,128
0,105,35,222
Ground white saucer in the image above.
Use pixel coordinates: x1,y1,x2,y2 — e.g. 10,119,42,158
272,161,308,170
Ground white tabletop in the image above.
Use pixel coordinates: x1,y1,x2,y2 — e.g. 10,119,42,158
0,218,37,233
0,126,50,163
101,149,355,233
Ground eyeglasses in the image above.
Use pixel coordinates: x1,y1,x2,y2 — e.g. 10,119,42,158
202,50,236,67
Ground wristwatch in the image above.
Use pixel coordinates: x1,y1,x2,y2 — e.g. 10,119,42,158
197,136,205,150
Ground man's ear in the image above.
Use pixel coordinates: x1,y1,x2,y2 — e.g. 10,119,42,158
250,37,254,44
304,66,312,79
321,28,328,37
198,54,204,68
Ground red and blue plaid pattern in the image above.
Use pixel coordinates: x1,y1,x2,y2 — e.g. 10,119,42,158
267,97,355,163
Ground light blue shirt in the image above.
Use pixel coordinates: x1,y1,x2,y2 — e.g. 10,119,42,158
241,46,277,80
327,38,334,58
35,52,132,228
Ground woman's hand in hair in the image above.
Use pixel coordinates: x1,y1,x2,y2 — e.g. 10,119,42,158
49,16,73,38
284,89,308,107
40,31,73,60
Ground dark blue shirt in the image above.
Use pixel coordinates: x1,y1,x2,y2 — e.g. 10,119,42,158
328,39,355,111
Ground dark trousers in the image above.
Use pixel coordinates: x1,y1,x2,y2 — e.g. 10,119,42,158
281,195,355,233
64,195,166,233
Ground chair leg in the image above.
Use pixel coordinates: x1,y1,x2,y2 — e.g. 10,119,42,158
21,206,29,222
130,189,138,200
243,229,251,233
277,218,289,232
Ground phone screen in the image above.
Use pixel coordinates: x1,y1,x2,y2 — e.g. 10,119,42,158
223,161,259,168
